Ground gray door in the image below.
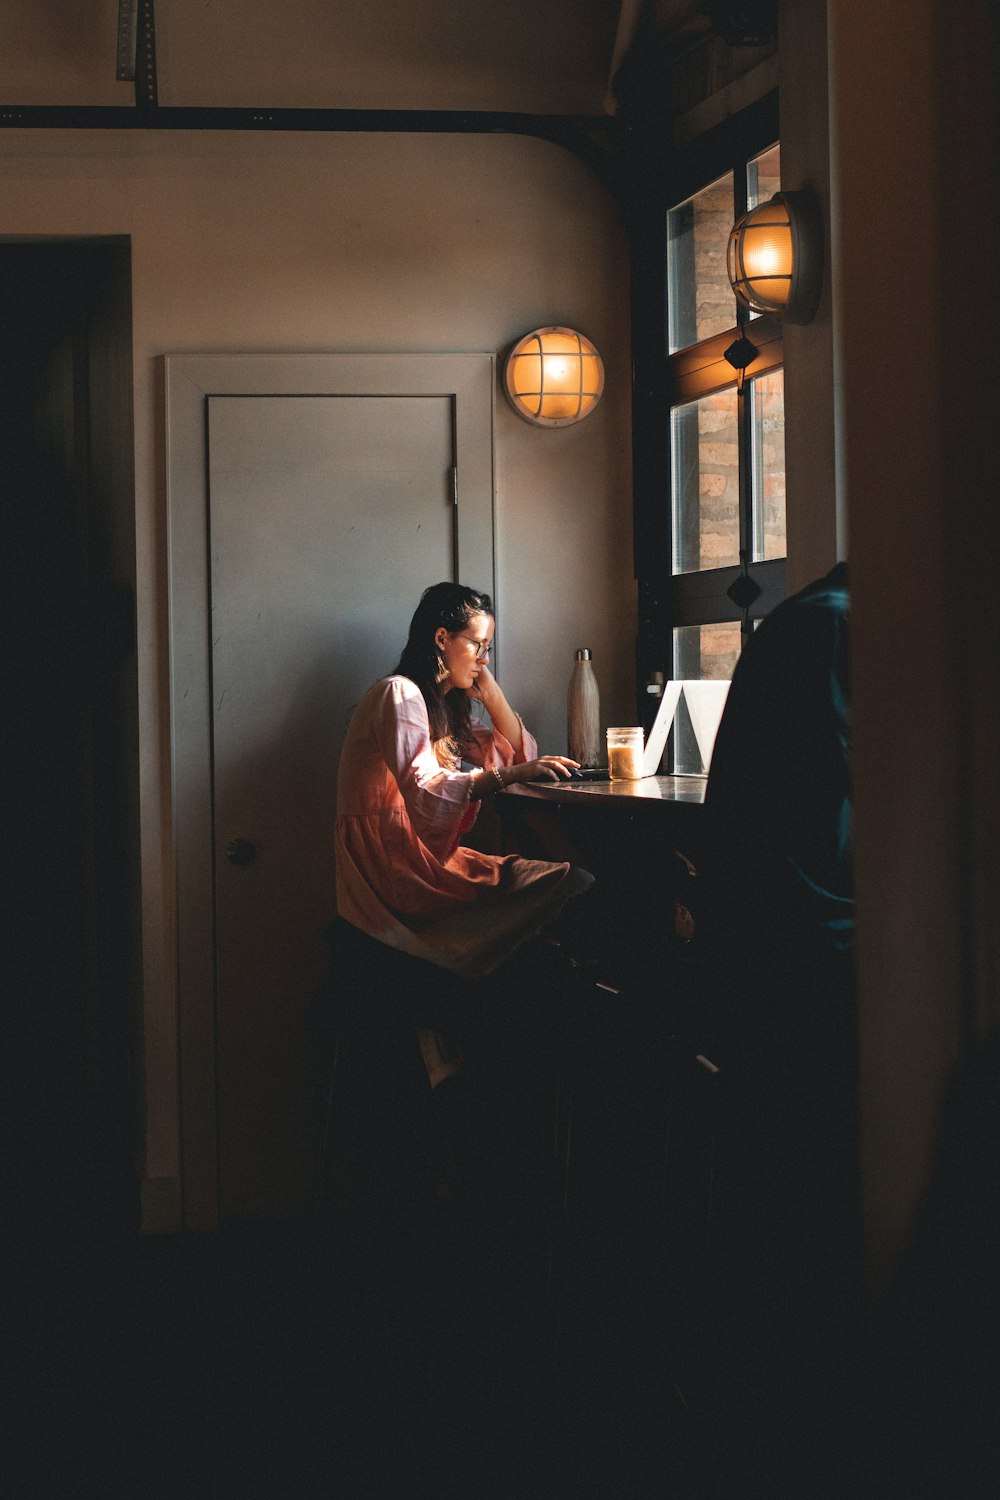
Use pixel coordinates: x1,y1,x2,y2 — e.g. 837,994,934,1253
165,354,496,1228
209,394,455,1219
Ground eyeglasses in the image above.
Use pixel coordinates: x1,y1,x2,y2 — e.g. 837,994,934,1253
458,633,492,661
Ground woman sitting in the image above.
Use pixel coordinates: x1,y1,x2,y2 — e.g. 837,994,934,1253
334,581,594,1083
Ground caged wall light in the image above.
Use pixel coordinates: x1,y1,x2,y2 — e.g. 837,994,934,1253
726,189,822,324
503,327,605,427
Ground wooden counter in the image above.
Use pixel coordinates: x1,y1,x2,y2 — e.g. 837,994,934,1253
500,773,707,809
495,774,706,874
494,772,706,993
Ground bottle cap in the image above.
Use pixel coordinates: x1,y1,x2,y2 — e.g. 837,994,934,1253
575,648,592,660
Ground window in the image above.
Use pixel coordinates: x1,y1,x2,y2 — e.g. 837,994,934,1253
661,139,788,772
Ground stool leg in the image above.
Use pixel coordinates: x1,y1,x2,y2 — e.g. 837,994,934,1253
314,1027,342,1216
416,1026,462,1089
546,1044,575,1312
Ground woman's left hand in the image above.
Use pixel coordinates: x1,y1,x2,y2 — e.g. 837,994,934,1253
465,663,497,704
465,662,524,755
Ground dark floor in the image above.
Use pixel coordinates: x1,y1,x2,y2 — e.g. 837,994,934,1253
9,1197,700,1497
11,1045,994,1500
8,1043,715,1500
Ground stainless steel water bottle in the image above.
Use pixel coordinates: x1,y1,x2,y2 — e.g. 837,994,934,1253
567,648,600,767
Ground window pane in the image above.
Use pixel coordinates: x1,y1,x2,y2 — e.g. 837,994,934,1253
674,622,741,681
750,369,786,561
666,171,735,353
671,624,741,774
671,388,740,574
747,142,781,210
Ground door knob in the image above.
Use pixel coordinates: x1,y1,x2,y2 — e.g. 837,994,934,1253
226,837,257,867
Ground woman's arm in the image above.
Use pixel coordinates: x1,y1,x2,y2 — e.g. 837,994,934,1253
372,678,479,859
466,753,579,800
464,664,578,797
468,664,524,754
369,677,575,852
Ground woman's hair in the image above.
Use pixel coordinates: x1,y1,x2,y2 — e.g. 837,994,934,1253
394,581,494,755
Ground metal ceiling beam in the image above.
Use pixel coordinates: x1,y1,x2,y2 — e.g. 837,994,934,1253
12,1,618,180
0,104,618,184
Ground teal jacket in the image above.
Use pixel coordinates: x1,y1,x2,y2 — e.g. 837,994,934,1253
702,561,853,973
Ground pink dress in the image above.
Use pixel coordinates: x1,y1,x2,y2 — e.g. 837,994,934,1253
335,675,593,979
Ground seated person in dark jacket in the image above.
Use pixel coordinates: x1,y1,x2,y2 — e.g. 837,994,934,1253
697,560,860,1477
702,558,853,1009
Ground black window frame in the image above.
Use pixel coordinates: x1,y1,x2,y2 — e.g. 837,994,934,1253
631,90,784,739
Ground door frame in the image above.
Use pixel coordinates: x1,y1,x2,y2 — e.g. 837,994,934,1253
164,352,496,1229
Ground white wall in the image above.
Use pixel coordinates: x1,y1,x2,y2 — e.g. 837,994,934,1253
1,128,633,1214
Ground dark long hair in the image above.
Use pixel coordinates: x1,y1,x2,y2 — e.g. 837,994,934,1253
394,581,494,758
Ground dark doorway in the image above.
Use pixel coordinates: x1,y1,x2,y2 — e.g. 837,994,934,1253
3,238,141,1246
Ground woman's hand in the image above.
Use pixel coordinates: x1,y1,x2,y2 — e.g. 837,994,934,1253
465,662,497,705
469,752,578,800
466,664,524,756
507,755,579,784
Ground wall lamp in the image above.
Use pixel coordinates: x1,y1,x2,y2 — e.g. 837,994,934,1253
726,189,822,324
503,326,605,427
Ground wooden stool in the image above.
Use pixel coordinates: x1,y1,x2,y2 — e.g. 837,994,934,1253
311,921,438,1222
312,919,578,1284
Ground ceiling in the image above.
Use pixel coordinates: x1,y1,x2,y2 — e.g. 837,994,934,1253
0,0,630,117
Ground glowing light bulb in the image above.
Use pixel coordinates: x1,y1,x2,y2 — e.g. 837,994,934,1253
503,327,605,426
750,242,782,275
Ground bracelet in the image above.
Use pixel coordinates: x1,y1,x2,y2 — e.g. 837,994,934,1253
490,765,504,791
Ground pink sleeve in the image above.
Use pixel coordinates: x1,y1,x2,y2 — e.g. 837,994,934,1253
467,716,538,769
372,678,477,862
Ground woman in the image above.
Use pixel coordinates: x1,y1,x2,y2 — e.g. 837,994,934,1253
335,581,594,990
